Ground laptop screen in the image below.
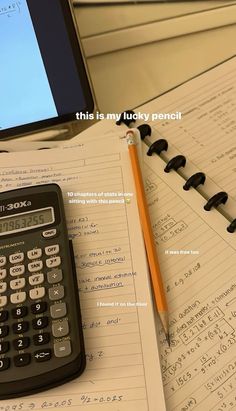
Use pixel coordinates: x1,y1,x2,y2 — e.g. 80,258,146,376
0,0,93,138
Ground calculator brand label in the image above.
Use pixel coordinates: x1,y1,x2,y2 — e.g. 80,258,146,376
0,200,32,212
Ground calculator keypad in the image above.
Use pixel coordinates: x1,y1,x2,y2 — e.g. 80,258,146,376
0,241,73,377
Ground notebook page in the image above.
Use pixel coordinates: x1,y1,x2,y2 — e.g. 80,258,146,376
0,140,166,411
143,148,236,411
134,56,236,217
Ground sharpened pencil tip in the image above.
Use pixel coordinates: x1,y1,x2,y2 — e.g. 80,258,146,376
166,333,171,347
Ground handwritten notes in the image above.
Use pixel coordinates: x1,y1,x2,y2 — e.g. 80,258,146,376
0,140,165,410
139,57,236,217
144,150,236,411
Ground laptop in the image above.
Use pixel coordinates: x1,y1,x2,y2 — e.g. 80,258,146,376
0,0,94,140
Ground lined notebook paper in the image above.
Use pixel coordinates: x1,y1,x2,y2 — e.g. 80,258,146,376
143,149,236,410
0,138,166,410
135,56,236,217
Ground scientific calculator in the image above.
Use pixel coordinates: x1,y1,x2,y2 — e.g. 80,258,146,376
0,184,85,399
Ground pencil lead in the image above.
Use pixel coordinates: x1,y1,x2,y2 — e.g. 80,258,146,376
166,332,171,347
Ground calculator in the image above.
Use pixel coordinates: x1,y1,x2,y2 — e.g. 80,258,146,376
0,184,85,399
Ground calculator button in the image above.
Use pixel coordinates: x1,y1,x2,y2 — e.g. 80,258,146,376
0,341,9,354
31,302,47,314
0,269,6,280
0,282,7,293
45,245,59,256
28,261,43,273
0,296,7,308
0,325,9,338
46,256,61,269
9,252,24,264
12,321,29,334
14,353,31,367
42,229,57,239
0,257,6,267
33,332,50,346
10,292,26,304
13,337,30,351
12,306,28,319
54,340,71,358
34,349,52,362
27,248,42,260
50,302,67,319
52,319,69,338
10,265,25,277
0,358,10,371
29,273,44,286
49,285,64,301
29,287,45,300
32,317,48,330
47,269,63,284
0,310,8,322
10,278,26,290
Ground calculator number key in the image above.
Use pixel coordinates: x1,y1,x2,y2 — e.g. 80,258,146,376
33,332,50,346
12,306,28,319
31,302,47,314
0,341,9,354
12,321,29,334
0,310,8,322
14,353,31,367
32,317,48,330
46,256,61,268
0,358,10,371
0,325,9,338
13,337,30,351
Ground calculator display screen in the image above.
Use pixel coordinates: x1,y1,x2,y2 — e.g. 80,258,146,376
0,207,54,236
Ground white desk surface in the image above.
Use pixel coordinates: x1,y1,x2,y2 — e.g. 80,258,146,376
75,2,236,114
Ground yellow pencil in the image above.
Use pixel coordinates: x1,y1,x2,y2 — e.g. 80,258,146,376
126,130,170,345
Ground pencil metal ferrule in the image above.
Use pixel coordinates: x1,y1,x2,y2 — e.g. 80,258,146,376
126,130,137,146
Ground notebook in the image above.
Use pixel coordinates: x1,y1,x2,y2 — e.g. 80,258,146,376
1,55,236,411
0,137,166,410
113,55,236,410
66,54,236,410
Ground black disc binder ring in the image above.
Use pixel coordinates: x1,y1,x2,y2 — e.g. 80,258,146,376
227,219,236,233
183,172,206,191
116,110,136,127
137,124,152,140
147,139,168,156
164,155,186,173
204,192,228,211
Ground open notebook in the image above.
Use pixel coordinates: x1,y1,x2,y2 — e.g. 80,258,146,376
0,58,236,411
117,55,236,410
0,137,166,410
